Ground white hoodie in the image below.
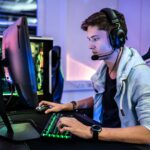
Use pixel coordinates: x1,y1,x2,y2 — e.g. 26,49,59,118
91,46,150,131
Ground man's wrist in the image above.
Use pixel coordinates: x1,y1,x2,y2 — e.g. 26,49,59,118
62,102,76,111
70,101,77,110
90,124,102,140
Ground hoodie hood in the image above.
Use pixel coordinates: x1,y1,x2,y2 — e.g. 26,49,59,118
117,46,146,89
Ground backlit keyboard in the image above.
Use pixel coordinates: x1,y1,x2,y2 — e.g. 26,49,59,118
41,112,100,140
41,113,71,139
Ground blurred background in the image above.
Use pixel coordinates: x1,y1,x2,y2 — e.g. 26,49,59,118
0,0,150,103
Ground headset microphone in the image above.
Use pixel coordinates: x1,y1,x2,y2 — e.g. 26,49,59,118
91,49,115,60
91,55,99,60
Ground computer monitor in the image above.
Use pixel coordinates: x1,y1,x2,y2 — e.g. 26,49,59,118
2,17,38,108
29,36,53,100
0,35,53,106
0,16,40,141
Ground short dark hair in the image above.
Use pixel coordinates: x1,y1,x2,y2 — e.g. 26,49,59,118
81,8,127,39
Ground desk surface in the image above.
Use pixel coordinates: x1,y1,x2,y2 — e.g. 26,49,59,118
0,110,149,150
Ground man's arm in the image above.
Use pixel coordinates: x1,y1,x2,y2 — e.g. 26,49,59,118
63,96,94,111
57,116,150,144
39,96,94,113
98,126,150,144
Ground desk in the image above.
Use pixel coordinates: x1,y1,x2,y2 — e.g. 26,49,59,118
0,110,149,150
27,139,150,150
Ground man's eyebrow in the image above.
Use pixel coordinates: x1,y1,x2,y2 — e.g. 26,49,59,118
87,35,99,39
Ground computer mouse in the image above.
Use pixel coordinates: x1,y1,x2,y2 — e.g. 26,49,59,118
36,105,50,112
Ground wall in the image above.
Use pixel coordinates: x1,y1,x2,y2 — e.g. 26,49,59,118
37,0,150,103
118,0,150,55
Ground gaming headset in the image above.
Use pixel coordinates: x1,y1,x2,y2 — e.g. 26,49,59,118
100,8,126,49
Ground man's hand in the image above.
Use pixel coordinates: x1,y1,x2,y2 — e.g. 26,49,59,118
57,117,93,139
38,100,66,114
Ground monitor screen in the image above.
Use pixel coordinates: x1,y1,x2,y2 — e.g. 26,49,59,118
2,16,38,108
29,37,53,98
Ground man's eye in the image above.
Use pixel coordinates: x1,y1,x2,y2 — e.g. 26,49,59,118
92,37,100,42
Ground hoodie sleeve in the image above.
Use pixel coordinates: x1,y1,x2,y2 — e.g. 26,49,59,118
131,65,150,131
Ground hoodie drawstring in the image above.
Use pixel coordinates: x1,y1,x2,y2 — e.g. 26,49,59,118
120,81,126,116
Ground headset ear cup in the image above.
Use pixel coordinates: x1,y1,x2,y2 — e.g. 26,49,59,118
117,29,126,47
109,28,125,49
109,29,115,48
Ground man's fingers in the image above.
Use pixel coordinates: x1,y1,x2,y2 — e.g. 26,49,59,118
39,101,49,106
39,100,55,107
45,108,54,114
59,126,71,133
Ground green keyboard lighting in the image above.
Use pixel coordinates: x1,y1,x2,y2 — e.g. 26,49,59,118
41,113,71,139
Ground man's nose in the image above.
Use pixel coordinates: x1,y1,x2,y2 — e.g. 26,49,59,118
88,42,95,50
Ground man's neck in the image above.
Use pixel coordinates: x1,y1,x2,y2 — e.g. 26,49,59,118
105,48,123,79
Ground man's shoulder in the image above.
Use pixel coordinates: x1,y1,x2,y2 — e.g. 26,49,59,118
130,64,150,83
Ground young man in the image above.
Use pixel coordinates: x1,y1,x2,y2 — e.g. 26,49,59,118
39,8,150,144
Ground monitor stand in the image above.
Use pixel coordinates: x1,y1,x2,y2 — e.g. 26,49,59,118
0,121,40,141
0,61,40,141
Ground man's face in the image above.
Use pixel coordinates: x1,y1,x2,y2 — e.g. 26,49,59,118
87,26,113,59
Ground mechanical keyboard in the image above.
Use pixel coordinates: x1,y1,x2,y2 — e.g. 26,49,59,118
41,112,100,140
41,113,71,139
